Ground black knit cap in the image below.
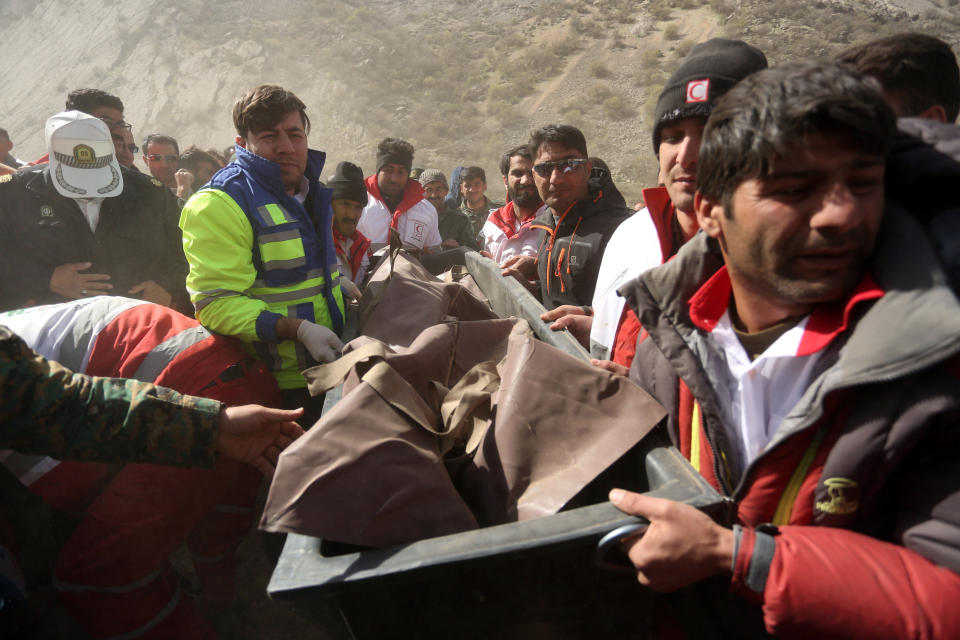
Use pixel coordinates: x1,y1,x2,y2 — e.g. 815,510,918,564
327,161,368,205
375,142,414,174
652,38,768,153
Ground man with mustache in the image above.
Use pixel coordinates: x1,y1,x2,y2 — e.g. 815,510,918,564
481,144,546,264
357,137,442,255
609,62,960,638
502,124,631,309
328,161,371,291
418,169,478,251
179,85,345,428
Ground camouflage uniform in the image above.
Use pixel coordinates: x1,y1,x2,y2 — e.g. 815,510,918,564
437,204,479,250
0,325,222,467
460,196,502,243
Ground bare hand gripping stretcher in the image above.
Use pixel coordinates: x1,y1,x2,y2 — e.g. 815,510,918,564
262,249,725,638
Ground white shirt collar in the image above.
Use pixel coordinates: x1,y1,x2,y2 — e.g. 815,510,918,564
293,176,310,204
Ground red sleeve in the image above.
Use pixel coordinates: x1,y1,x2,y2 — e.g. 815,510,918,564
732,525,960,639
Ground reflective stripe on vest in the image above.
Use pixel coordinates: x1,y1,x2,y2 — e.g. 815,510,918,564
255,203,295,227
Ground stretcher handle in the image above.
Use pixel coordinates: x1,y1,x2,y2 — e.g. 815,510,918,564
594,520,649,573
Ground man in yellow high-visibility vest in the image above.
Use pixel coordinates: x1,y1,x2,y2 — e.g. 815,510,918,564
179,85,344,426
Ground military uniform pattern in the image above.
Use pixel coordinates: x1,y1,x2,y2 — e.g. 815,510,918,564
459,196,502,241
0,326,222,467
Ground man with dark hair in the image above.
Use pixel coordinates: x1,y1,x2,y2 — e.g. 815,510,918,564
543,38,768,366
0,128,22,169
357,137,441,253
179,84,345,427
174,145,221,200
328,161,371,291
610,61,960,638
116,127,138,170
0,111,187,313
502,124,630,309
418,169,477,250
63,88,132,166
839,32,959,123
142,133,180,191
65,88,125,118
481,145,544,264
458,165,501,239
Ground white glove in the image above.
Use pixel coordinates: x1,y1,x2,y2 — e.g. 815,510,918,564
339,275,362,301
296,320,344,363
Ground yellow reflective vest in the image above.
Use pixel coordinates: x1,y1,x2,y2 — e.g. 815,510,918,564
179,147,344,389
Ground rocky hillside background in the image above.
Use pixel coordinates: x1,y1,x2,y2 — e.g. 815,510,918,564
2,0,958,204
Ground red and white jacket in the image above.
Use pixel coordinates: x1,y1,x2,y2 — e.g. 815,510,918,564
480,201,545,264
0,297,271,485
357,176,441,252
333,227,371,286
590,187,684,365
621,208,960,639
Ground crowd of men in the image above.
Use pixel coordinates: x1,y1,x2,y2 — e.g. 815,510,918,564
1,29,960,639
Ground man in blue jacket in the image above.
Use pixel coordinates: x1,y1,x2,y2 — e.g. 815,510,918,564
179,85,344,426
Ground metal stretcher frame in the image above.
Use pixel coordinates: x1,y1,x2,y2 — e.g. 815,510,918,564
267,251,724,600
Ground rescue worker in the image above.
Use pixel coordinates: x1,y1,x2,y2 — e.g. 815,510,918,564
357,137,442,254
1,297,292,639
480,145,545,265
179,85,345,427
540,39,768,368
611,62,960,638
327,161,371,293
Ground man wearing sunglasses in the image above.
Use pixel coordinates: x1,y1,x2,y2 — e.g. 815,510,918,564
503,124,631,309
142,133,180,191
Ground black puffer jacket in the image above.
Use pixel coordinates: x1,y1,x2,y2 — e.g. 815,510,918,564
0,165,188,312
887,117,960,291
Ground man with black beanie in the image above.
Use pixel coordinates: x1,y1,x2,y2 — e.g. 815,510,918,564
328,161,372,289
356,137,442,253
542,38,768,367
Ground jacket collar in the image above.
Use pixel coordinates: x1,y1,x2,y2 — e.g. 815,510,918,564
364,174,424,217
533,185,629,233
487,201,543,239
640,186,677,262
232,144,326,200
687,265,884,357
28,165,134,213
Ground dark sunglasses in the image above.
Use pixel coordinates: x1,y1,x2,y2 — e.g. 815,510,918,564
127,144,139,154
532,158,588,178
145,154,178,163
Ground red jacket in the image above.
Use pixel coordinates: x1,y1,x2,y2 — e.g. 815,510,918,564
333,227,371,283
621,207,960,638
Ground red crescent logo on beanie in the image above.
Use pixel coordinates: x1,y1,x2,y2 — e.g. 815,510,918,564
686,79,710,103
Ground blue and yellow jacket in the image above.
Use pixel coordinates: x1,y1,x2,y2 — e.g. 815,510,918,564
179,145,344,389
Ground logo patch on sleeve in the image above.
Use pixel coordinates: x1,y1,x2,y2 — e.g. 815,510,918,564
686,79,710,103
